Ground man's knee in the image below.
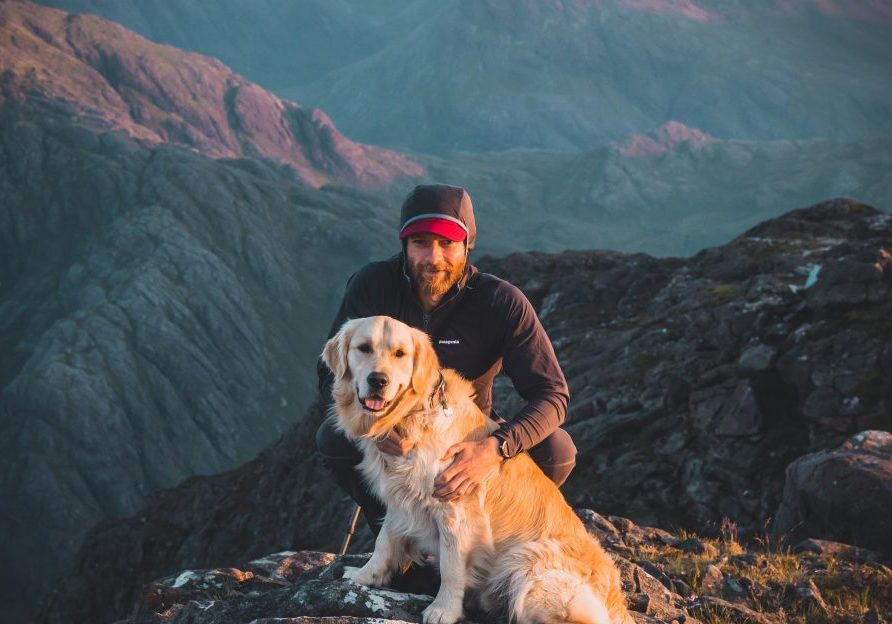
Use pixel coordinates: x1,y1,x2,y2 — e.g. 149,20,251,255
315,417,361,464
528,427,577,486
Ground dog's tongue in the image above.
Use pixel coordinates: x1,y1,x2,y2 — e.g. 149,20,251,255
364,397,386,411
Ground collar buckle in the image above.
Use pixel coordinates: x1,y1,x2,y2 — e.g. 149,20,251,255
429,372,450,415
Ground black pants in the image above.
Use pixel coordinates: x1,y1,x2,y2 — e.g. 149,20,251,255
315,415,577,535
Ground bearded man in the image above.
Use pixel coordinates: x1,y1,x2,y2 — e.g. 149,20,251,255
316,184,576,535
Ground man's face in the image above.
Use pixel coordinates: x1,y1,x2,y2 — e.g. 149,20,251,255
405,232,467,299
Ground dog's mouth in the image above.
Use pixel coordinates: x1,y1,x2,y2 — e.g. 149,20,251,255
360,395,391,413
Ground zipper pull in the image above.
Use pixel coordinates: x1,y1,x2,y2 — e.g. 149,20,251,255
422,312,431,330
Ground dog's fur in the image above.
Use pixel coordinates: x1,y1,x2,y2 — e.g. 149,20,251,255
322,316,632,624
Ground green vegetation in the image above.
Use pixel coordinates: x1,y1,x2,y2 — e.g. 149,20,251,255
628,521,892,623
705,283,740,305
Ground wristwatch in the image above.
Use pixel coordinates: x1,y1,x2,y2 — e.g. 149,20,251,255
493,434,511,459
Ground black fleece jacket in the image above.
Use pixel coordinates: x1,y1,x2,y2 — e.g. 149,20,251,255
317,253,570,457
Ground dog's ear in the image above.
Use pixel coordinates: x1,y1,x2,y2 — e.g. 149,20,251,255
322,320,354,382
410,328,439,395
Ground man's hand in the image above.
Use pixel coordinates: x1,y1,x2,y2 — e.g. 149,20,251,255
376,429,414,456
433,437,502,502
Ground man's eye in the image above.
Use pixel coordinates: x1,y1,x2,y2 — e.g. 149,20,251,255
394,349,405,358
358,344,372,353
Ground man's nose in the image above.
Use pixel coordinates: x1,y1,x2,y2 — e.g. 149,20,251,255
426,242,444,263
367,372,389,390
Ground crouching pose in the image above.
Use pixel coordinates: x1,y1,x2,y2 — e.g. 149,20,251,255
316,184,577,536
322,315,632,624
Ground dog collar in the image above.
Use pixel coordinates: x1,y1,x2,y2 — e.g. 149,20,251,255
429,372,452,416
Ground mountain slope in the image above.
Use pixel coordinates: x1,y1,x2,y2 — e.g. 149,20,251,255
0,97,402,622
0,30,416,615
418,129,892,257
297,0,892,152
0,0,422,188
36,198,892,624
33,0,892,153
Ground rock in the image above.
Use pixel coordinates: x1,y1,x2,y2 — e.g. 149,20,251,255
672,538,719,558
690,596,779,624
78,511,892,624
737,344,778,374
793,538,885,563
576,509,631,556
714,381,764,437
698,564,725,597
773,430,892,555
245,551,339,584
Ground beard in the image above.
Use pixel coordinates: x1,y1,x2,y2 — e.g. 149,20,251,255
409,255,466,300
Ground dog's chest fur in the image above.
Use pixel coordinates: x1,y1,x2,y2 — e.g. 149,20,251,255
357,408,458,557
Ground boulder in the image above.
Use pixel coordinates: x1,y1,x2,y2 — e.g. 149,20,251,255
773,430,892,554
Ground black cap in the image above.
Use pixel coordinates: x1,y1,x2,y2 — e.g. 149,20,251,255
398,185,476,251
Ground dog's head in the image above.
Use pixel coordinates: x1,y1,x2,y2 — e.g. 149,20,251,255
322,316,439,438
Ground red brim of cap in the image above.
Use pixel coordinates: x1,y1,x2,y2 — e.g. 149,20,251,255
399,218,467,242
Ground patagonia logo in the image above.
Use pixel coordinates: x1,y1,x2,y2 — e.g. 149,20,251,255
438,339,460,345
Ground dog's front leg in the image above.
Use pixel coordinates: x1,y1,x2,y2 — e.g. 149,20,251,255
343,513,405,588
423,506,471,624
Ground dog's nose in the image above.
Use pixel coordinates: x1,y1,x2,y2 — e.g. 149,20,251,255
367,372,389,389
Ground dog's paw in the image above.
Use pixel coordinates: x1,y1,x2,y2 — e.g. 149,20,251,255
422,598,463,624
342,564,388,587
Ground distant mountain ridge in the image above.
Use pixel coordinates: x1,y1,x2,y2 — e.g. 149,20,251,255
0,0,422,188
32,0,892,153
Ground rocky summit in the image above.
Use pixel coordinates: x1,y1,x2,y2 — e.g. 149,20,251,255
34,198,892,624
69,510,892,623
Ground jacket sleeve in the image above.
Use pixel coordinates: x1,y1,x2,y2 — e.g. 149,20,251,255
317,269,369,409
491,285,570,457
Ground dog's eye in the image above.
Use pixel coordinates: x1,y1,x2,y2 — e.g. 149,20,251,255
357,344,372,353
394,349,405,358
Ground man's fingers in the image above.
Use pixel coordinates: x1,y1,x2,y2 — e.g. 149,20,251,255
433,470,468,498
440,442,470,462
435,460,466,487
448,480,474,502
434,478,464,501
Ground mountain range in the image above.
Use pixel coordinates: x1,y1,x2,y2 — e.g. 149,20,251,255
36,0,892,152
1,1,890,621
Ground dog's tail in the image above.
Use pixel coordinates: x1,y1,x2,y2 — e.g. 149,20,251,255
488,539,630,624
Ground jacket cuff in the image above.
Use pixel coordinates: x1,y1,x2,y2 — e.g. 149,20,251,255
492,427,519,458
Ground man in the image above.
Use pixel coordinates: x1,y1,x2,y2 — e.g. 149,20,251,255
316,184,576,534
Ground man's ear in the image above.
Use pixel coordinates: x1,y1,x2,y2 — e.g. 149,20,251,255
322,321,354,382
411,328,439,395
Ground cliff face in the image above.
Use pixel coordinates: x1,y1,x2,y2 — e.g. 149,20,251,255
0,3,428,619
0,100,400,621
35,199,892,624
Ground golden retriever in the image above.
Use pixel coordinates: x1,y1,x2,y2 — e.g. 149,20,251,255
322,315,631,624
